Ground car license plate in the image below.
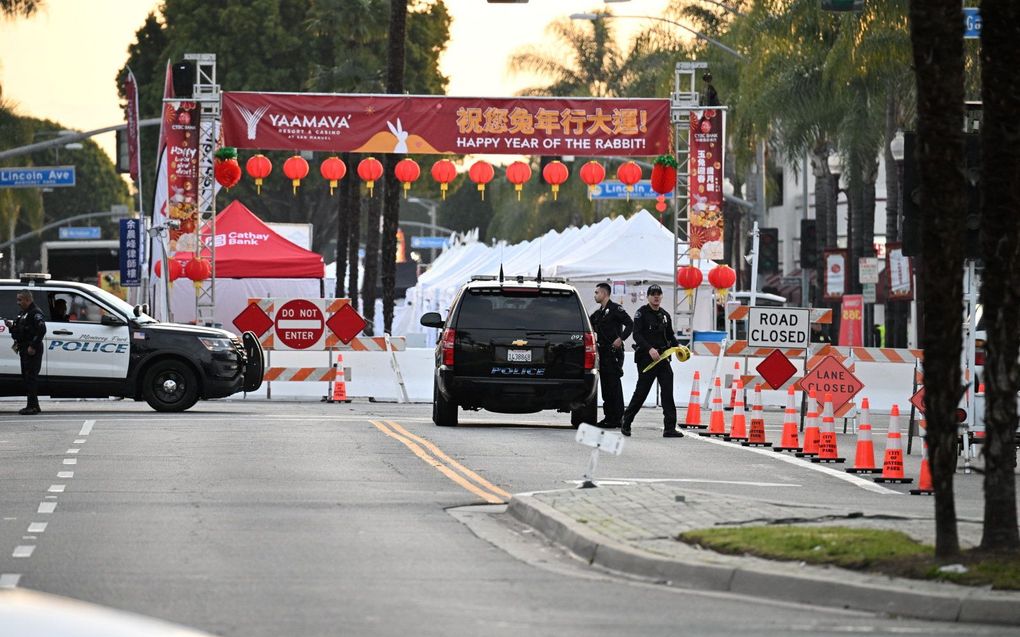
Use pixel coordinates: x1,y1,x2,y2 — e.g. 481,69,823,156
507,349,532,363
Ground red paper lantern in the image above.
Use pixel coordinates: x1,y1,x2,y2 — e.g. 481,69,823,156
616,161,643,200
708,264,736,301
357,157,384,197
185,258,212,289
541,160,569,201
431,159,457,200
153,259,185,281
651,154,678,214
283,155,310,195
245,154,272,194
319,156,347,195
468,160,494,200
676,265,703,304
506,161,532,201
578,161,606,200
394,158,421,198
214,158,241,190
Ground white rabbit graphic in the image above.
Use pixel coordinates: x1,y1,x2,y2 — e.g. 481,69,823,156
387,118,409,153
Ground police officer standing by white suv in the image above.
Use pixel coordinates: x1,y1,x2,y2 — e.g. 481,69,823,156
590,282,633,429
6,290,46,415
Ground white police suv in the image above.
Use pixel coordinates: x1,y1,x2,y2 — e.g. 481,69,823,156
0,275,263,411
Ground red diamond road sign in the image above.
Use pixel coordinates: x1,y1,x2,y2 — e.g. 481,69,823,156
755,349,797,389
275,299,324,350
910,386,925,416
800,355,864,412
326,304,367,345
233,303,273,337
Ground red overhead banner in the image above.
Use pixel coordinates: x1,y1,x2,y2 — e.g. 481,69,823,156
221,92,671,157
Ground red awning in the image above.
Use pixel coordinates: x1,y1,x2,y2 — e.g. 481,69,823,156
172,200,324,278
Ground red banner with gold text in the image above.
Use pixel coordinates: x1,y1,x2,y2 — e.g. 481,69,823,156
688,109,725,260
221,92,670,157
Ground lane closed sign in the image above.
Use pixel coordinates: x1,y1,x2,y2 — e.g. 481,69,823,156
747,307,810,348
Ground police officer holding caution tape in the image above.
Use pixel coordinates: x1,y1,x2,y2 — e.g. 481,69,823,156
6,290,47,415
590,282,633,429
621,284,685,438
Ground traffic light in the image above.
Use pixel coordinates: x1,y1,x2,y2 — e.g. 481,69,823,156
800,220,818,269
901,132,921,257
964,133,982,261
758,227,779,274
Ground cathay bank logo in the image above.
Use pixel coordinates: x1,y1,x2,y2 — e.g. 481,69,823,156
234,104,269,140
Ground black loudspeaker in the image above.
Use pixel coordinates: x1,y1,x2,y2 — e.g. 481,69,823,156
800,219,818,269
171,61,196,98
901,131,921,257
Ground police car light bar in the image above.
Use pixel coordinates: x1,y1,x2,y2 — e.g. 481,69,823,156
19,273,52,284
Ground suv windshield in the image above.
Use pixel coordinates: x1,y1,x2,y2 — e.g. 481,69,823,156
88,285,158,324
458,288,584,331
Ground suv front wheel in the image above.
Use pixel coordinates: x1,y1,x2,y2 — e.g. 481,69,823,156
143,360,199,412
570,392,598,428
433,383,458,427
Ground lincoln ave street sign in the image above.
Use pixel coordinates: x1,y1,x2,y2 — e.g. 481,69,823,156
0,166,76,188
747,307,810,349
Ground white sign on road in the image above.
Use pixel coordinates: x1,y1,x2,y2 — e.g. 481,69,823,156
575,424,625,455
747,307,810,348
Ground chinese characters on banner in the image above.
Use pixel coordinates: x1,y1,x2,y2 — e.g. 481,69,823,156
164,100,200,252
886,243,914,300
119,219,142,287
824,250,848,300
839,294,864,346
221,93,671,157
123,69,141,184
688,109,725,260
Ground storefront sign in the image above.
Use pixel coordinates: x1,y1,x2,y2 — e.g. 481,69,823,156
824,250,847,300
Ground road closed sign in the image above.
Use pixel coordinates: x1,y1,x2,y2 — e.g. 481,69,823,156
747,307,810,348
274,299,325,350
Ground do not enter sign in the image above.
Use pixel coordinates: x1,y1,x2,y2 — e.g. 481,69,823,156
275,299,325,350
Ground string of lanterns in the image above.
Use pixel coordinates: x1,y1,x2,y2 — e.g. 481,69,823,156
222,153,676,202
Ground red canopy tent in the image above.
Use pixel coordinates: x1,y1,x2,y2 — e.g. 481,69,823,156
172,200,324,278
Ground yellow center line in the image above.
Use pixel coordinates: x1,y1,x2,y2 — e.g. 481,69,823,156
369,420,505,504
385,420,511,498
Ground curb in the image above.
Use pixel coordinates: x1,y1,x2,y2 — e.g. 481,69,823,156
507,493,1020,626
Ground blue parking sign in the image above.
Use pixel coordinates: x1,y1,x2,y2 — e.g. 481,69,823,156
119,219,143,287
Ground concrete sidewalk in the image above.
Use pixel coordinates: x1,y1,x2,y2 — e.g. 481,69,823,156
508,483,1020,626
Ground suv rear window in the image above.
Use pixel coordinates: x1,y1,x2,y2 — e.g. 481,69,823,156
457,288,584,331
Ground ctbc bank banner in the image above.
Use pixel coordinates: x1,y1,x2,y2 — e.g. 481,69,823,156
221,92,671,157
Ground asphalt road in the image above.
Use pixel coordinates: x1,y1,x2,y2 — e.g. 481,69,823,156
0,399,1011,637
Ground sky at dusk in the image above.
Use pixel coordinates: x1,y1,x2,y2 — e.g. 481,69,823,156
0,0,673,161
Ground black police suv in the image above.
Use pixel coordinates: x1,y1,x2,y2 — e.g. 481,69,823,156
420,275,598,427
0,275,264,412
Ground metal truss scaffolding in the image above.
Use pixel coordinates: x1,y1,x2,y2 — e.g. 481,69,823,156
187,53,220,326
671,61,705,339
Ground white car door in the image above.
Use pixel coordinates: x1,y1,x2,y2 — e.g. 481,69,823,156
44,290,130,379
0,289,47,377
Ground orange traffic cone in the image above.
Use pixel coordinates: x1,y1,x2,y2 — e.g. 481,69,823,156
328,355,350,403
811,393,845,463
909,439,934,495
728,381,748,442
742,384,772,447
726,361,741,410
683,371,705,429
701,377,728,438
846,398,880,473
796,389,821,458
773,386,802,453
875,404,913,484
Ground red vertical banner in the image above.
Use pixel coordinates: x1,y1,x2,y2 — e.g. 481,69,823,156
123,68,141,184
688,109,725,260
164,100,200,252
839,294,864,346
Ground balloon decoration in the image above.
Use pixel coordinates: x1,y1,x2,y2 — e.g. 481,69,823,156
578,161,606,200
431,159,457,200
468,160,494,200
357,157,384,197
650,153,678,214
616,161,642,201
675,265,703,303
707,264,736,302
153,259,185,282
245,154,272,194
283,155,310,195
394,158,421,198
213,147,241,190
541,160,569,201
319,156,347,195
506,161,532,201
185,258,212,290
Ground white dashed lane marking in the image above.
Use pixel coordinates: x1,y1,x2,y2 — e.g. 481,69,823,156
78,420,94,436
27,523,47,534
12,546,35,558
0,574,21,588
73,439,86,444
66,448,79,454
62,458,76,465
57,471,73,479
47,485,65,493
37,502,56,514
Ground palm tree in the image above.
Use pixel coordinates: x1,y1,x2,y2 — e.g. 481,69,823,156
0,0,41,18
381,0,408,334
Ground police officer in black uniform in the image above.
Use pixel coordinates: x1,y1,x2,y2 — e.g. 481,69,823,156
6,289,47,415
621,284,682,438
589,282,633,429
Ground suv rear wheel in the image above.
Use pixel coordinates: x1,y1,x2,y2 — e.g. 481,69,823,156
570,392,598,428
143,360,199,412
433,383,458,427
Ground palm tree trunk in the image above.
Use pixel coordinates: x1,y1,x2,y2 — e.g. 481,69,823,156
978,0,1020,552
811,147,831,308
381,0,408,333
362,190,381,335
884,94,902,347
347,154,362,312
334,152,352,298
909,0,965,559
